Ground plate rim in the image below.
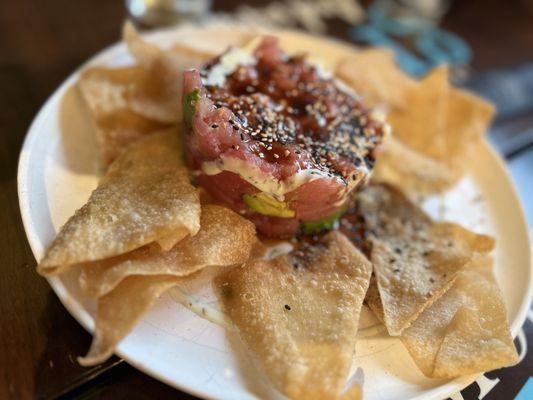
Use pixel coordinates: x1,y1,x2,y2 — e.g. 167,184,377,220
17,24,533,400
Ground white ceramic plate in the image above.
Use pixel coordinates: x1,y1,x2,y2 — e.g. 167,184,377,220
18,25,532,400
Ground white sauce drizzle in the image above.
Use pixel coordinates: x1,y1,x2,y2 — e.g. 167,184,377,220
200,39,378,203
201,156,350,201
202,46,256,87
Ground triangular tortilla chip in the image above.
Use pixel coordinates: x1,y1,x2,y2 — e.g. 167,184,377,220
364,276,385,323
372,135,462,194
339,58,494,194
122,21,212,123
78,66,171,164
216,232,372,400
399,256,517,377
78,275,180,366
369,277,463,376
432,259,517,377
79,205,256,297
78,22,215,163
440,88,495,168
387,66,449,158
38,129,200,276
357,184,494,335
335,49,417,109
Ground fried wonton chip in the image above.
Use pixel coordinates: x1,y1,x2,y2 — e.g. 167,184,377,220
335,49,417,110
358,184,494,336
122,21,213,122
338,54,495,193
396,256,517,377
366,274,451,375
216,232,372,400
78,66,171,163
387,67,494,190
78,22,215,163
442,88,495,165
78,274,180,366
364,276,384,322
38,129,200,276
387,66,449,156
79,205,256,297
123,21,213,71
373,135,462,194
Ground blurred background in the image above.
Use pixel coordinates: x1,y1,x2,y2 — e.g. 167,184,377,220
1,1,532,399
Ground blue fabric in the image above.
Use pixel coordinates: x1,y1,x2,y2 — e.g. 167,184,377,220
349,1,471,77
515,377,533,400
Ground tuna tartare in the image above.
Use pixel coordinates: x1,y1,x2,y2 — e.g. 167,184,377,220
183,37,387,237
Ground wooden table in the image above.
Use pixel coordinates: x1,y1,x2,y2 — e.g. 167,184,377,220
1,1,531,399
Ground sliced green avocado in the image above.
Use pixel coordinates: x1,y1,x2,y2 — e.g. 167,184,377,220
243,193,295,218
301,208,345,234
183,89,201,126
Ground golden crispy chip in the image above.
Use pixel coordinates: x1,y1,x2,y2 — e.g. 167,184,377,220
441,88,495,168
387,66,449,157
358,184,494,336
123,21,211,71
372,135,462,194
122,21,212,123
398,256,517,377
79,205,256,298
385,67,494,191
391,66,495,167
339,57,494,193
216,232,372,400
78,275,180,366
341,384,363,400
432,258,517,377
364,276,385,322
335,49,417,109
78,67,170,163
79,21,217,163
38,129,200,276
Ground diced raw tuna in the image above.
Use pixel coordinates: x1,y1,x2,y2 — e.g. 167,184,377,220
183,37,386,237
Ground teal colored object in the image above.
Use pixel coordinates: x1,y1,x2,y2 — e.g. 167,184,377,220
515,377,533,400
350,1,472,77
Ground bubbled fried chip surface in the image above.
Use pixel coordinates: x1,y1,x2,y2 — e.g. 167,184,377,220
38,129,200,276
79,205,256,298
358,184,494,336
122,21,212,123
335,49,417,110
385,67,494,192
398,256,517,378
216,232,372,400
387,66,450,157
373,134,462,194
431,257,518,377
337,55,494,194
78,66,170,164
388,66,495,168
78,275,180,366
442,87,495,168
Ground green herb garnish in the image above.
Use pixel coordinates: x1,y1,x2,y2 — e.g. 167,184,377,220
183,89,201,126
301,208,346,235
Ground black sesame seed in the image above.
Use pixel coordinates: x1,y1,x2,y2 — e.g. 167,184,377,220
284,304,291,311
